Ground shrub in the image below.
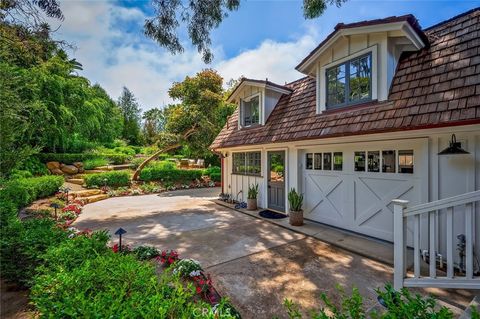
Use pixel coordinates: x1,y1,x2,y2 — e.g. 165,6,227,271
84,171,130,188
210,172,221,182
83,158,109,170
0,200,18,228
0,175,64,208
139,166,202,183
203,166,221,176
23,156,50,176
31,253,216,318
37,231,110,275
283,284,454,319
0,218,68,287
9,169,33,179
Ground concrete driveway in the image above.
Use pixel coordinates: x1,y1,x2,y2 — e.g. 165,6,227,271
74,188,468,318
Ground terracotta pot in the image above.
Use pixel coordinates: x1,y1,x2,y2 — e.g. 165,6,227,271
247,198,257,210
289,210,303,226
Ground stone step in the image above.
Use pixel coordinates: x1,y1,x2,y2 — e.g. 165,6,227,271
83,169,106,174
95,166,114,171
110,164,134,170
77,194,109,204
71,189,102,197
68,179,84,185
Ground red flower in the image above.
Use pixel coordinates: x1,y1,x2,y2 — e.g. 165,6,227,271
112,243,119,253
196,286,202,294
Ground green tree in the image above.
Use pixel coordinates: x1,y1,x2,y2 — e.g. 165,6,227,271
144,0,347,63
132,69,234,180
118,87,142,145
142,107,165,145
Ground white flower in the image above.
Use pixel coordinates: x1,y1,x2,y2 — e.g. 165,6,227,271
189,270,201,277
68,233,75,239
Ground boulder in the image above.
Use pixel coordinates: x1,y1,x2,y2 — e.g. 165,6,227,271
46,161,60,170
78,167,85,174
50,168,64,175
73,162,84,168
60,165,79,175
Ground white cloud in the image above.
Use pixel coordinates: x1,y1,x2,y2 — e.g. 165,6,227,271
50,1,320,110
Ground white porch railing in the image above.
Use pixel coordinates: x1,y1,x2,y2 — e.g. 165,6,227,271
393,190,480,290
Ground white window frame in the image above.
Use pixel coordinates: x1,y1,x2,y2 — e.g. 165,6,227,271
318,45,378,113
240,92,262,128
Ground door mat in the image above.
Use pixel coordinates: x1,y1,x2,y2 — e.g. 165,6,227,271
259,210,287,219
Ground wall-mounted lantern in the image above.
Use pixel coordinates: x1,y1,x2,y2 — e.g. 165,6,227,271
438,134,469,155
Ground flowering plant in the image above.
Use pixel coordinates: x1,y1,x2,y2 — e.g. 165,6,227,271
111,243,131,254
192,273,213,296
172,258,202,278
156,250,179,266
55,191,68,201
62,204,82,215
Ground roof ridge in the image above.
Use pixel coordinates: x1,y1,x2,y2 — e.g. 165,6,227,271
285,76,311,87
423,7,480,32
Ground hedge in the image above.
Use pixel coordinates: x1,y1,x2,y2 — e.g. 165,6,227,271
37,153,130,165
139,167,203,183
84,171,130,188
0,175,64,209
210,172,221,182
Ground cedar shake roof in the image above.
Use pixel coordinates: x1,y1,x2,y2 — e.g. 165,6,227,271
211,8,480,150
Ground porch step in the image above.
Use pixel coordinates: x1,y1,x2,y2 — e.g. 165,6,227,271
459,296,479,319
77,194,109,204
71,189,102,197
67,178,84,185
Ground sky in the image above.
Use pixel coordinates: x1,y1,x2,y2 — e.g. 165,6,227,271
49,0,480,111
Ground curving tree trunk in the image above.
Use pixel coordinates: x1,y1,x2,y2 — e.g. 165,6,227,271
131,144,181,181
131,126,198,181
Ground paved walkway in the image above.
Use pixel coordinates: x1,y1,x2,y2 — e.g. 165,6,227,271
74,188,472,318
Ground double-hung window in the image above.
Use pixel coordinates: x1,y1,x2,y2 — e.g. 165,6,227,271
326,53,372,109
241,94,260,127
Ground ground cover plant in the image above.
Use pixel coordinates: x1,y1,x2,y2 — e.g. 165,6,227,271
283,284,455,318
83,158,109,170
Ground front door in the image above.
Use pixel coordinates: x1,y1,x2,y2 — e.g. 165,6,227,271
268,151,285,212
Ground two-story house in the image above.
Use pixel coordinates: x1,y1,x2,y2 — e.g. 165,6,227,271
211,9,480,288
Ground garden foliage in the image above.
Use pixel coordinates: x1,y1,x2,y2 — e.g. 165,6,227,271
139,163,203,183
0,175,64,208
37,153,130,165
84,171,130,188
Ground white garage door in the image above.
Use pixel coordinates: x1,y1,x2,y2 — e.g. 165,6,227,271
302,139,427,242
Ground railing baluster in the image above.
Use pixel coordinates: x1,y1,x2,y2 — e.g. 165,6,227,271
446,207,454,278
465,203,473,279
429,210,436,278
414,214,420,278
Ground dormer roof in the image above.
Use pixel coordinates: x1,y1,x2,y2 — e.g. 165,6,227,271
295,14,428,75
227,78,292,103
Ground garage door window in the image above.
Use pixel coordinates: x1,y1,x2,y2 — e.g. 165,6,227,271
314,153,322,170
354,152,366,171
323,153,332,170
306,153,313,169
354,150,414,174
367,151,380,172
382,150,395,173
399,150,414,174
333,152,343,171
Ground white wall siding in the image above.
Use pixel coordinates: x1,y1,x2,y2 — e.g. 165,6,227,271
221,125,479,247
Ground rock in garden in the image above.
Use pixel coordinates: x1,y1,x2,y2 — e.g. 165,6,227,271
50,168,64,175
46,161,60,170
78,167,85,173
73,162,84,168
60,165,79,174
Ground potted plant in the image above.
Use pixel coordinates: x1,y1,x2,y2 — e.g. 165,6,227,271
247,183,259,210
288,188,304,226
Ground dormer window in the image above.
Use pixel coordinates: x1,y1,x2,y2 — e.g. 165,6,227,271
326,53,372,109
241,94,260,127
